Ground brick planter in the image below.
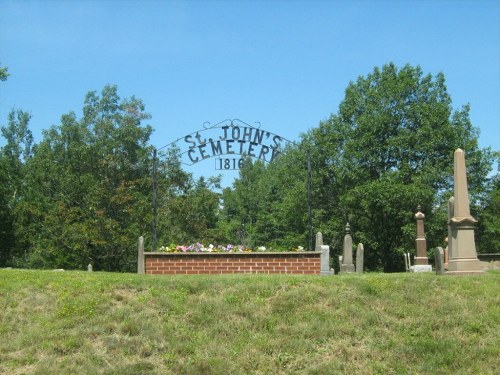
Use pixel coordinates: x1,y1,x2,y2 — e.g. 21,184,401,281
144,251,322,275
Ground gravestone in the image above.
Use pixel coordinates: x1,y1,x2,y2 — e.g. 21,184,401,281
446,149,484,275
315,232,324,251
340,223,355,273
444,237,449,270
356,243,364,274
320,245,334,275
137,236,145,274
414,205,428,265
434,247,445,275
413,205,432,272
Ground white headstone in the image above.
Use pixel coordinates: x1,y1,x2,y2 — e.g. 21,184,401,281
356,243,364,273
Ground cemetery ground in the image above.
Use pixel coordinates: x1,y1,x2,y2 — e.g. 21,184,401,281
0,270,498,375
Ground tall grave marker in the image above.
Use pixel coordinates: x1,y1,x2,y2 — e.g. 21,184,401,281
446,149,484,275
414,205,428,265
412,206,432,272
340,223,355,273
356,243,364,274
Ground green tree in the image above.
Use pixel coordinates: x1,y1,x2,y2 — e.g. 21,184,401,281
0,109,33,266
220,158,268,247
477,152,500,253
0,64,8,81
311,63,492,271
0,156,14,266
17,85,153,271
224,63,493,271
220,149,310,250
150,145,226,247
164,176,222,244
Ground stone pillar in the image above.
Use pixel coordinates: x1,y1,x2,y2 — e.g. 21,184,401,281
356,243,364,274
411,206,432,272
414,205,428,265
434,247,445,275
315,232,324,251
137,236,145,274
320,245,334,275
447,149,484,275
340,223,355,273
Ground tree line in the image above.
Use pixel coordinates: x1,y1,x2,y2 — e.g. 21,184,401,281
1,63,498,272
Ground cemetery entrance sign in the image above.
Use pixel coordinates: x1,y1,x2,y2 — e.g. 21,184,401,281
152,119,298,251
161,119,292,170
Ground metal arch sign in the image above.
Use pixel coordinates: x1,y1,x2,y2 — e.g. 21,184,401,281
151,119,312,252
162,119,293,170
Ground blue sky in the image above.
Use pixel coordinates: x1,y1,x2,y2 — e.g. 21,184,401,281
1,0,499,186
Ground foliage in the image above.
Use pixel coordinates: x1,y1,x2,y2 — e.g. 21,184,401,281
222,63,493,271
220,149,311,250
1,63,496,271
0,64,8,81
477,151,500,253
0,67,33,267
153,146,224,247
0,157,14,266
309,64,492,271
0,88,227,270
220,157,269,246
0,109,33,266
10,85,154,271
1,269,499,374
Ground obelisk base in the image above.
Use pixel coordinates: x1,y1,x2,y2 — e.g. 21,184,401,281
446,217,484,276
410,265,432,272
414,256,429,266
446,258,484,275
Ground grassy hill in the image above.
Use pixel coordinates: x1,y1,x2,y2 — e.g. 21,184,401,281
0,269,499,374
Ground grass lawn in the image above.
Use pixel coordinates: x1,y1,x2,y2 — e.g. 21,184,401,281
0,269,498,374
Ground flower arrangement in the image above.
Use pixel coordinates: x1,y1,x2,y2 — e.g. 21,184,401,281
158,243,305,253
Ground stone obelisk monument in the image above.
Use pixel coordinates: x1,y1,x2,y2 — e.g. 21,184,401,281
446,149,484,275
414,205,428,265
413,205,432,272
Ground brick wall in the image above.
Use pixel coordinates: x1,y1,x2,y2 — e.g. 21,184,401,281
144,252,322,275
